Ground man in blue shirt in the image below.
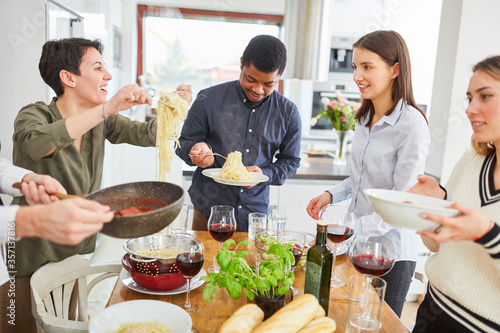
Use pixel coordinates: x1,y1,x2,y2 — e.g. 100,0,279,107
176,35,301,231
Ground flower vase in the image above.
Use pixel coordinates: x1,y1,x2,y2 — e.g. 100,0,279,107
334,129,348,165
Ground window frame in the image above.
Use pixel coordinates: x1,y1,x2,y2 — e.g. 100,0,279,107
136,5,284,84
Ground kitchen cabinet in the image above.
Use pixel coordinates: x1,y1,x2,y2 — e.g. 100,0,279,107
269,178,346,235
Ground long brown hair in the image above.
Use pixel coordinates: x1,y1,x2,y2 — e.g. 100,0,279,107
353,30,426,125
470,56,500,156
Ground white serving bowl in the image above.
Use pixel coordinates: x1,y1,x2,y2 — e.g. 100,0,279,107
364,188,460,231
89,300,192,333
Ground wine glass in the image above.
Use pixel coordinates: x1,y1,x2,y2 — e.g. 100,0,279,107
348,233,395,279
348,232,395,327
277,230,306,296
176,238,205,314
319,204,355,290
207,205,237,271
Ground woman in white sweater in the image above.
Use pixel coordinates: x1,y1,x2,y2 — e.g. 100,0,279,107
410,56,500,332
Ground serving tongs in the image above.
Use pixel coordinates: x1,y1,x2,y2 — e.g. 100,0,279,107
188,152,227,159
12,182,86,200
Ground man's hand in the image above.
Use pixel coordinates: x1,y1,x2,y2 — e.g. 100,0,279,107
20,173,67,205
244,165,263,189
16,198,114,245
189,142,215,168
175,84,193,104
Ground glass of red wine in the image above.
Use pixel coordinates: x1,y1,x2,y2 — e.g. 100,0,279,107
348,233,395,327
176,238,205,314
320,204,355,290
207,205,237,272
277,230,306,296
348,234,395,278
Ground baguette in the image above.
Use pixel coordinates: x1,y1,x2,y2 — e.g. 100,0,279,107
313,304,325,318
251,294,319,333
297,316,336,333
220,304,264,333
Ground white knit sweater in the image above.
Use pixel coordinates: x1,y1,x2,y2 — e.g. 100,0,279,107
423,151,500,332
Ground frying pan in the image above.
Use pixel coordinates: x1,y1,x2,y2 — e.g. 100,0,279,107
85,181,184,238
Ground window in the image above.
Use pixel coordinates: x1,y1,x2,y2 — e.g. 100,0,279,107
137,5,283,98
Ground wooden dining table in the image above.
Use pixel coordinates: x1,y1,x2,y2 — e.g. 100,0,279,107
107,231,409,332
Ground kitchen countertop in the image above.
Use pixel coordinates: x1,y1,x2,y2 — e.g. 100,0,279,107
182,156,350,181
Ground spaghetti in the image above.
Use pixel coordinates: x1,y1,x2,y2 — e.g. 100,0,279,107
156,93,189,181
218,151,253,181
109,320,173,333
135,247,178,258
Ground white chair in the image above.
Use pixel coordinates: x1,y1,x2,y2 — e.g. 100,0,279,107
30,255,122,333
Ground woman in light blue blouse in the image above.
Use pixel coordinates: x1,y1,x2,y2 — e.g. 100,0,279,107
307,30,430,317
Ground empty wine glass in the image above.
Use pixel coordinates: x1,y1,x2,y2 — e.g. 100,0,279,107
319,204,355,291
207,205,236,272
176,238,204,314
278,230,306,296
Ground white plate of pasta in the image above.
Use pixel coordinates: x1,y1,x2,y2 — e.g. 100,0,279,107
120,268,207,295
202,168,269,186
89,299,191,333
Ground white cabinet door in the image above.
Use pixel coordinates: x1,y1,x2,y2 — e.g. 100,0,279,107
270,179,347,235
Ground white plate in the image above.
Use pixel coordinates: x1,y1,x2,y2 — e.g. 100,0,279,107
120,268,206,295
202,168,269,186
364,188,460,231
89,299,192,333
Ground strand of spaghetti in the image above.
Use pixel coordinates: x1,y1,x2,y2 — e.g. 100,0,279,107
218,151,253,181
156,93,189,181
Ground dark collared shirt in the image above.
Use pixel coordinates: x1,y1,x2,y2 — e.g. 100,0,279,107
176,80,301,231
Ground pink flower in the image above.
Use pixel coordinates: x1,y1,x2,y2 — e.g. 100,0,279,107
340,114,347,123
329,100,338,109
340,97,349,104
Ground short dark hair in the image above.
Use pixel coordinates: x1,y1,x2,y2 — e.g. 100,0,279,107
38,38,104,97
241,35,287,75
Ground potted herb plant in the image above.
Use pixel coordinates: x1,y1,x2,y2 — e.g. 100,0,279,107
201,239,295,319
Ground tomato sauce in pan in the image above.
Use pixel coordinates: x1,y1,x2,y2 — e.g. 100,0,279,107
111,198,165,217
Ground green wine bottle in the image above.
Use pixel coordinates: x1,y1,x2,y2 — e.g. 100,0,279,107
304,220,332,314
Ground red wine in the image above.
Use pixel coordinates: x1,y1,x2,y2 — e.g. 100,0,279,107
209,223,236,243
351,254,393,276
176,253,204,278
291,247,303,267
327,225,354,243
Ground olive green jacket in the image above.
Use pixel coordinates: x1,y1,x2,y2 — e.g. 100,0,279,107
12,98,156,276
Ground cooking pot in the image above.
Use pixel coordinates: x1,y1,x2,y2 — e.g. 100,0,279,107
86,181,184,238
122,233,192,291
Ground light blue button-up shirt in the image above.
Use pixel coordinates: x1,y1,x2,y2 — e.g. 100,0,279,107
329,100,430,261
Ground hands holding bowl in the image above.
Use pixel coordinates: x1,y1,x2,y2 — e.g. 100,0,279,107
367,175,495,244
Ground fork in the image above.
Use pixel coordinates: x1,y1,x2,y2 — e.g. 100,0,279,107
188,152,227,159
155,99,175,108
